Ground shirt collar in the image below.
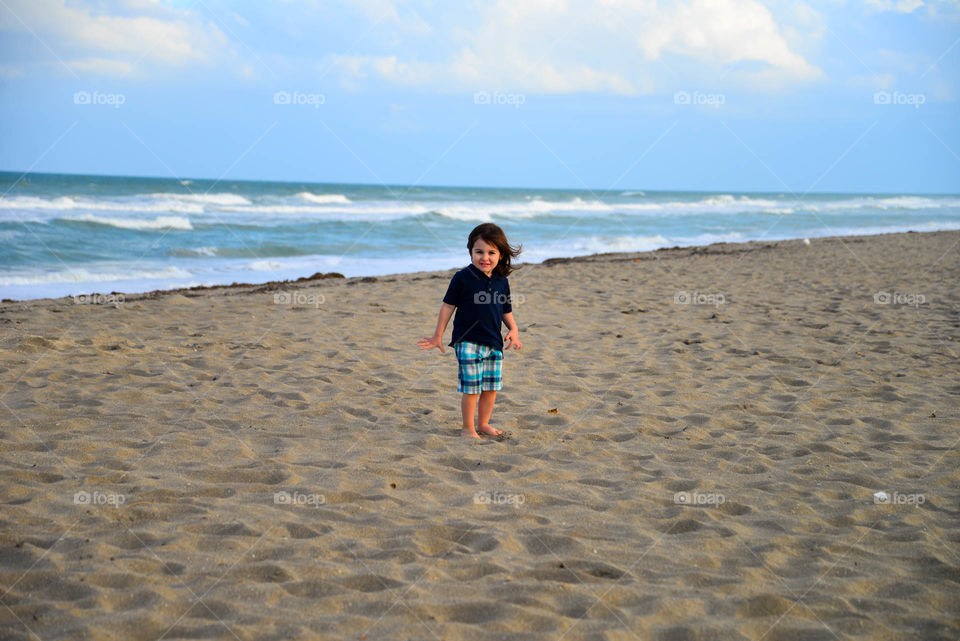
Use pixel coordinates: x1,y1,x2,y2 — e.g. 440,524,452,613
467,263,495,280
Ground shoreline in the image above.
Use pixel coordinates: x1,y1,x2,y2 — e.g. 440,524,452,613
1,228,943,306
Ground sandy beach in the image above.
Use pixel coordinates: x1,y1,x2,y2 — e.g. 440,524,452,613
1,229,958,641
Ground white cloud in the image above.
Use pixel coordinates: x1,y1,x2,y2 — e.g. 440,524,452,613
638,0,822,81
324,52,637,94
0,0,234,76
865,0,925,13
0,0,824,91
338,0,402,22
68,57,135,75
783,5,825,46
323,0,821,94
326,43,638,94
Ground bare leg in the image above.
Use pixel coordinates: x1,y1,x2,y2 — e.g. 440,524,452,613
461,393,480,439
477,390,502,436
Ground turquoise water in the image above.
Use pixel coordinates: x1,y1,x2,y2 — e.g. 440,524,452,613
2,171,959,300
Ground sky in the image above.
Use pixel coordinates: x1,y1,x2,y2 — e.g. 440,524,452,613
0,0,958,194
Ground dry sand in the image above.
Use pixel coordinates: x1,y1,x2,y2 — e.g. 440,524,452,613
1,230,958,641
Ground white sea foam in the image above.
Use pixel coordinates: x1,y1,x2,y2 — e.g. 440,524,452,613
232,202,430,219
428,195,785,219
0,192,252,212
63,214,193,230
0,265,193,286
521,231,747,261
614,195,782,213
173,246,219,257
0,196,81,210
296,192,351,204
149,192,251,206
795,196,960,212
521,234,671,261
820,220,960,236
3,192,958,225
249,260,284,271
0,195,204,214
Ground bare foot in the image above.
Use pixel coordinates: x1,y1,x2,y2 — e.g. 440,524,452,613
477,424,502,437
461,429,482,439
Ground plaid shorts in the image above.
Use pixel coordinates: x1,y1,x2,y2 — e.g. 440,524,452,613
454,341,503,394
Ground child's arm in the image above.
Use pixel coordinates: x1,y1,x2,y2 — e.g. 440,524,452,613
434,303,456,340
503,311,522,350
418,302,456,352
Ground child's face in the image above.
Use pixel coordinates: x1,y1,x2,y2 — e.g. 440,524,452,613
470,237,499,276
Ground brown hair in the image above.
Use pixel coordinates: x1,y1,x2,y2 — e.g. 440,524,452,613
467,222,522,277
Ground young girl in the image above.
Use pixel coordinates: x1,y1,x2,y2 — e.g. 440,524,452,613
418,223,522,439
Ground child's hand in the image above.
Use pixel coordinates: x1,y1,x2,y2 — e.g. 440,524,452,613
417,335,446,353
504,329,522,350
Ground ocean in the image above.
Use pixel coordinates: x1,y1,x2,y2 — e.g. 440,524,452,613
2,171,959,301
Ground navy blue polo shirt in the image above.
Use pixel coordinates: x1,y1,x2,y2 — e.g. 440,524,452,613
442,263,513,351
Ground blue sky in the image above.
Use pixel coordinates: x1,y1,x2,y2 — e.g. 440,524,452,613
0,0,958,193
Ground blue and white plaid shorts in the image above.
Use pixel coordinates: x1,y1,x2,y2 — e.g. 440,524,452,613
454,341,503,394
